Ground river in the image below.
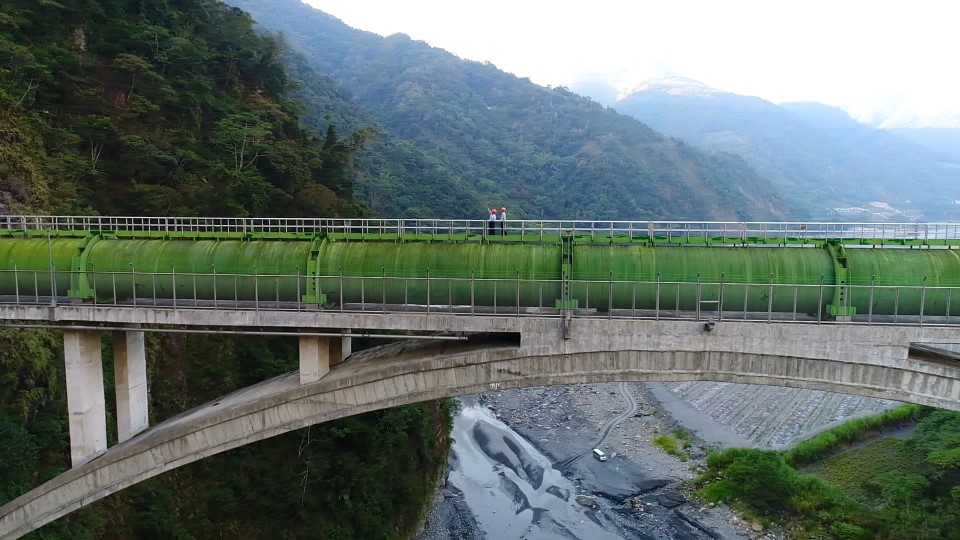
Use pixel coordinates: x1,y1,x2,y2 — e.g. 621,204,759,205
446,402,623,540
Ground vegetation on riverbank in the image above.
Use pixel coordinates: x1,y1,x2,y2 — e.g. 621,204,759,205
653,429,693,461
696,405,960,539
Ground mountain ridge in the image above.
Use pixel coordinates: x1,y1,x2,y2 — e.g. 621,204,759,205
229,0,801,221
606,76,960,220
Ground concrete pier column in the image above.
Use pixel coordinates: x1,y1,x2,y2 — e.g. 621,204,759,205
63,330,107,467
113,327,149,443
331,330,352,364
299,334,332,384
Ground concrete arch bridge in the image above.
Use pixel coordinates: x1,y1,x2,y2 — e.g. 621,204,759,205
1,216,960,538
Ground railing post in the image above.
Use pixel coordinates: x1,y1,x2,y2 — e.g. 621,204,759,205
517,269,521,317
47,231,56,307
426,268,431,314
947,288,953,324
212,265,218,309
696,272,702,321
171,265,177,309
894,287,900,323
608,271,613,319
382,267,387,313
718,272,725,321
817,275,824,323
868,275,875,324
130,264,136,307
470,270,475,315
767,274,774,322
339,266,344,313
919,276,927,326
655,272,661,320
13,262,19,304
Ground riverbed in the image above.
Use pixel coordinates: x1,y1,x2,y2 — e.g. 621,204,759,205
415,381,898,540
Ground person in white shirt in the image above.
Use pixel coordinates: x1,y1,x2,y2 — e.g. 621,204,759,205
487,207,497,236
500,207,507,235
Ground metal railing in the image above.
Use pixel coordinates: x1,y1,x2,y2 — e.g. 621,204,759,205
1,267,958,327
2,215,960,244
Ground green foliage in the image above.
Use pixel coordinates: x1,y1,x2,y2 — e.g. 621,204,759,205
805,438,912,502
229,0,798,221
785,404,923,467
699,408,960,540
0,1,446,538
0,328,61,419
0,0,366,217
653,430,692,461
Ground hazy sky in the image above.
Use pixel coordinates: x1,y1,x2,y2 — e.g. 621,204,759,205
302,0,958,124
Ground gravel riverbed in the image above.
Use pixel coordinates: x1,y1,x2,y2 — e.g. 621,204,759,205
414,381,897,540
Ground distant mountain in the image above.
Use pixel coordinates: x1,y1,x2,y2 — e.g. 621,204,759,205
608,77,960,220
888,127,960,164
227,0,799,221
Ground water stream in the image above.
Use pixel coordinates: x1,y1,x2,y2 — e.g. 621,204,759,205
447,403,623,540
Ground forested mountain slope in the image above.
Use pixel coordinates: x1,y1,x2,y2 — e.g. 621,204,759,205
612,79,960,220
229,0,799,221
0,1,449,538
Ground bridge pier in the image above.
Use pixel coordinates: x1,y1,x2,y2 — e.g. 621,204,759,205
63,330,107,467
113,327,148,443
299,331,351,384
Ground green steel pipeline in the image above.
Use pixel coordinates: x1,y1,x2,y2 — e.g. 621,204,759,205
1,236,959,316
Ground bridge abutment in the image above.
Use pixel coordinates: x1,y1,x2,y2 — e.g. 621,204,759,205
113,327,148,443
63,330,107,467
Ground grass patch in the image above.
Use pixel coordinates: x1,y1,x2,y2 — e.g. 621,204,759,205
653,429,692,461
804,437,912,503
785,404,922,467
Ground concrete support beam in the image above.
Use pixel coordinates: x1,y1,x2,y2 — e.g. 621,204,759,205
113,328,148,443
299,332,353,384
299,335,331,384
63,330,107,467
331,330,352,364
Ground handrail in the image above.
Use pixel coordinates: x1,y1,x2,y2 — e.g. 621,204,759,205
0,268,956,327
1,215,958,242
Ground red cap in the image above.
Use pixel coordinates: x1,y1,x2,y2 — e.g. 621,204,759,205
492,209,497,214
501,207,506,211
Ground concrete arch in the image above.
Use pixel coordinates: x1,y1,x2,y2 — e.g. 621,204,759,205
3,320,960,538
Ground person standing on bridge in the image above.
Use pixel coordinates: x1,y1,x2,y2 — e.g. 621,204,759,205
500,207,507,236
487,207,497,237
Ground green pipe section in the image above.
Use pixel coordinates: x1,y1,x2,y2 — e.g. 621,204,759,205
571,245,835,313
312,242,561,307
846,248,960,316
85,239,313,301
0,238,85,297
